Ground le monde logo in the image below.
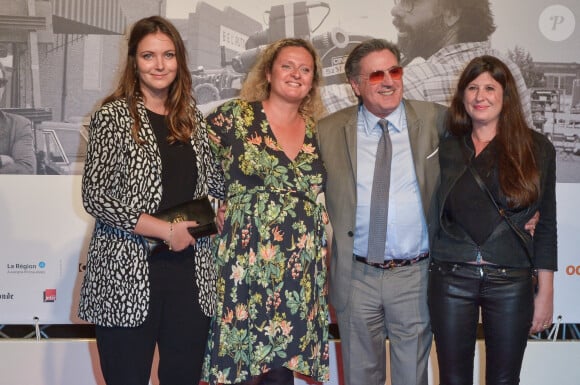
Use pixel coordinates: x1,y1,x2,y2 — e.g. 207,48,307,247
0,292,15,300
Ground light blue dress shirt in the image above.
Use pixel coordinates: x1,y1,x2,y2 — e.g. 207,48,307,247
353,103,429,260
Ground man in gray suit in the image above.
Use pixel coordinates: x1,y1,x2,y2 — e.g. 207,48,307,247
318,39,446,385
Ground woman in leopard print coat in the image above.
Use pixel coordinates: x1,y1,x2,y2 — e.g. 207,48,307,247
78,16,224,385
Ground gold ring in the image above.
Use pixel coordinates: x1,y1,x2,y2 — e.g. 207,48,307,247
543,324,549,328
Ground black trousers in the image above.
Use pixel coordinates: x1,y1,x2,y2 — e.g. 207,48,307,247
428,260,534,385
95,248,210,385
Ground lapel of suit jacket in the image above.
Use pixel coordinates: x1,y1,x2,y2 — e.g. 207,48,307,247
343,107,359,188
403,99,426,193
405,100,422,162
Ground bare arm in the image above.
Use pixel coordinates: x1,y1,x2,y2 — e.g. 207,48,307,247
529,269,554,334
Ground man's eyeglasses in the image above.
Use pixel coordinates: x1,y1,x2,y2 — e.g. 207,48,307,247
360,66,404,84
0,78,7,88
394,0,416,12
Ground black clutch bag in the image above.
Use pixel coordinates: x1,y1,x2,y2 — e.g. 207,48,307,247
152,197,218,238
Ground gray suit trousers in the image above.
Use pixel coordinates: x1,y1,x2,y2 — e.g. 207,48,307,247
335,258,432,385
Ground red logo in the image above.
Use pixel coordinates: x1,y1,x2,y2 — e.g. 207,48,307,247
43,289,56,302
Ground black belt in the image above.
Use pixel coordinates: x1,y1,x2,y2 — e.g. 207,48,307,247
354,252,429,270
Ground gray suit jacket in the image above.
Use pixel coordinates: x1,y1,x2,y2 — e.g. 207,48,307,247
317,99,447,311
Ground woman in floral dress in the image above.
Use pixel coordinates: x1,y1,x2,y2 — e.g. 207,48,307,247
202,38,330,385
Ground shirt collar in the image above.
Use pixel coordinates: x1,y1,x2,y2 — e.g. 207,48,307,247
429,41,490,61
359,102,406,135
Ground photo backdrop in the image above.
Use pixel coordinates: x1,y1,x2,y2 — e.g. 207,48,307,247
1,0,579,325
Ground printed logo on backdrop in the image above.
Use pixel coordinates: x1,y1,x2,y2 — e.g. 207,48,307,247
565,265,580,276
5,261,47,275
322,55,348,77
0,291,15,300
43,289,57,303
539,5,576,42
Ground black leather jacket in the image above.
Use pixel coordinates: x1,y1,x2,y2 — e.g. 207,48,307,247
430,130,557,270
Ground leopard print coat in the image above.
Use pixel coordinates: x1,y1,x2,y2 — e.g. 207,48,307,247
78,99,224,327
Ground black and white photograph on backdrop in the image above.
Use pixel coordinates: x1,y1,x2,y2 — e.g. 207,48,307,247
1,1,579,385
1,0,579,179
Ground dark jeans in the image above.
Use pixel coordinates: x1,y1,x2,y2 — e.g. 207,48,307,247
96,249,210,385
428,260,534,385
235,367,295,385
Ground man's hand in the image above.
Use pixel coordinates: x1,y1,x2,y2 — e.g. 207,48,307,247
0,154,14,168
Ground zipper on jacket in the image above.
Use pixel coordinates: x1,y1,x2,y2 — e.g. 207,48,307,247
476,247,482,264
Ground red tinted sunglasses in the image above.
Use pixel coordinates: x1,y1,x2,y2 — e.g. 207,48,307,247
362,66,404,84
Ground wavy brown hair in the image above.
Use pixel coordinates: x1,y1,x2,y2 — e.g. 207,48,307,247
441,0,496,43
448,55,539,208
103,16,196,144
239,38,325,120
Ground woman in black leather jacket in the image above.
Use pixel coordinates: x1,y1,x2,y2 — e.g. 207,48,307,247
428,55,557,385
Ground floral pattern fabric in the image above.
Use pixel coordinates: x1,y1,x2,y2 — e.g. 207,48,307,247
202,99,330,384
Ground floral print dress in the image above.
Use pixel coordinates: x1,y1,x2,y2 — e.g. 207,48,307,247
202,99,330,384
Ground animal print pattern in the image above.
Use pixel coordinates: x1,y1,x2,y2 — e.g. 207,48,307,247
79,99,224,327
